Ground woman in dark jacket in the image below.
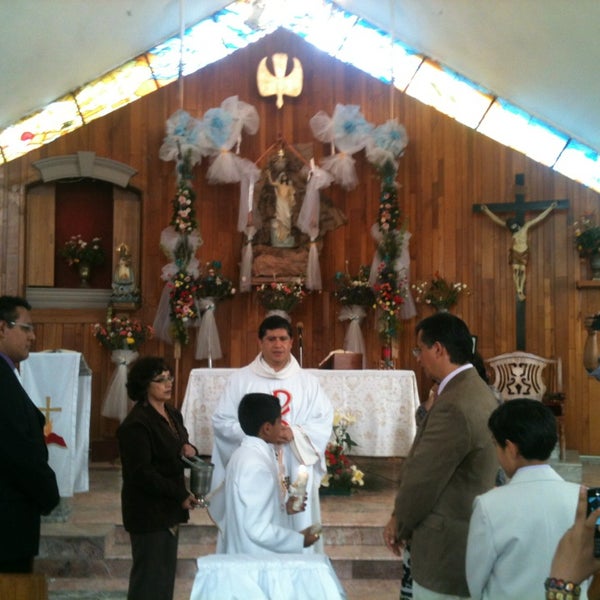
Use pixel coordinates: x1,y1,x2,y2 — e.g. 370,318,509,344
117,356,198,600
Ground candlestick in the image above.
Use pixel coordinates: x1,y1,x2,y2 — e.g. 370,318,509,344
291,465,308,511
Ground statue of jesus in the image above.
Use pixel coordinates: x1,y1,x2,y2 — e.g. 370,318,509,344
480,201,557,301
268,169,296,247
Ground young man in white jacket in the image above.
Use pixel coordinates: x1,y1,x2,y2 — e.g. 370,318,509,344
466,399,585,600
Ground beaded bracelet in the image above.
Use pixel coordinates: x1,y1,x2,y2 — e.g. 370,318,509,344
544,577,581,600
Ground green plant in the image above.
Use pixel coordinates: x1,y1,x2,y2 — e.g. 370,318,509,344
412,273,469,310
256,279,306,312
197,261,235,300
333,264,375,307
574,213,600,256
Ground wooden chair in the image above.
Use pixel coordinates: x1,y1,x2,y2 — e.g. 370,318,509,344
486,351,566,459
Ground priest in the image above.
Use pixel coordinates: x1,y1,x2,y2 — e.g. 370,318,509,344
209,314,333,552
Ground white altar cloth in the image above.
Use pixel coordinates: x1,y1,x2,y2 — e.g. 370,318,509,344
21,351,91,497
190,554,347,600
181,368,420,457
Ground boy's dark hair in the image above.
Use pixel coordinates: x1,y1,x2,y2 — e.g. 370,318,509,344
126,356,172,403
0,295,32,323
258,315,293,339
416,312,474,365
488,398,557,460
238,393,281,436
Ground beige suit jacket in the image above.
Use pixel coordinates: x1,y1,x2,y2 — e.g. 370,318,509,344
394,367,498,596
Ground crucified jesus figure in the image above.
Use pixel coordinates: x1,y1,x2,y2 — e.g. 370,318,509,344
480,201,557,301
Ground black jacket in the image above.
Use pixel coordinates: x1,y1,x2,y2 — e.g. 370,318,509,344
117,401,193,533
0,357,60,561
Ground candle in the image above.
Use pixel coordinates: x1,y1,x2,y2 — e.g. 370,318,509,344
291,465,309,511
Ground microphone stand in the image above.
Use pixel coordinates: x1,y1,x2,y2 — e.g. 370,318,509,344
297,328,303,368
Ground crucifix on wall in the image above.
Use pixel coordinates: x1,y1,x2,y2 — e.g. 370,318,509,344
472,173,569,350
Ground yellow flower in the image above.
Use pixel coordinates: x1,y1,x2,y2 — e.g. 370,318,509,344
320,473,331,487
351,465,365,486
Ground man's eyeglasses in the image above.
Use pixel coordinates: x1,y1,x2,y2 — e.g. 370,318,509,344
151,375,174,384
7,321,35,333
411,347,422,358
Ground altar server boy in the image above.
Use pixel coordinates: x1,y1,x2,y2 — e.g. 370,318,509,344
219,393,320,554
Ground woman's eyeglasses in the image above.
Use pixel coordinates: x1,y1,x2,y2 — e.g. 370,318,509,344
151,375,174,384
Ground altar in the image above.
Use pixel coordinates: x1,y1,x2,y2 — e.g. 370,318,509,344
181,368,420,457
20,351,91,497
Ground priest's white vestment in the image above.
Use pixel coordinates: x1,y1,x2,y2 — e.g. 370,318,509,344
210,355,333,551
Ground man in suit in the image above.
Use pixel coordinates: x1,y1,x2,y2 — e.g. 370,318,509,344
0,296,59,573
383,312,498,599
466,399,582,599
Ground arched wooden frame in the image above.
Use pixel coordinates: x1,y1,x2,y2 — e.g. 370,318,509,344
26,152,140,308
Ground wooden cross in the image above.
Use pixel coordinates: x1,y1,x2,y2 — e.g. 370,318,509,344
472,173,569,350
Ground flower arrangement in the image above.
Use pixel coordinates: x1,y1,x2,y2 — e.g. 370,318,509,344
170,152,198,234
168,270,199,344
574,213,600,257
334,264,375,307
412,273,470,311
197,260,236,300
256,279,306,313
92,308,154,351
59,235,105,267
368,130,408,342
321,411,364,492
373,261,406,339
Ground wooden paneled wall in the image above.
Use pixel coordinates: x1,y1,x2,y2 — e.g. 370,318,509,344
1,29,599,452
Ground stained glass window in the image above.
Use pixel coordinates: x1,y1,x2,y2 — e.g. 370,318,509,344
0,0,598,193
405,60,493,129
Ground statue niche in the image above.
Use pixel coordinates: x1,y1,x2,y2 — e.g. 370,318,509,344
251,145,346,280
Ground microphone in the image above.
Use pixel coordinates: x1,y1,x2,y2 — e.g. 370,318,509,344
296,322,304,367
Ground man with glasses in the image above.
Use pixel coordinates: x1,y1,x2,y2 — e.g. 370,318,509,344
0,295,59,573
383,312,498,600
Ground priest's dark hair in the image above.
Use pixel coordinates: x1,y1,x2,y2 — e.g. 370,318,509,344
488,398,557,460
126,356,172,403
238,393,281,436
416,312,474,365
258,314,293,339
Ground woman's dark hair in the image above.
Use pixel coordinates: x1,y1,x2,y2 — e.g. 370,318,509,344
258,315,293,339
126,356,172,403
238,393,281,436
416,312,474,365
488,398,557,460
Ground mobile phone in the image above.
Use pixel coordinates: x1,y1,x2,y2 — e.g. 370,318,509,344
586,487,600,558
